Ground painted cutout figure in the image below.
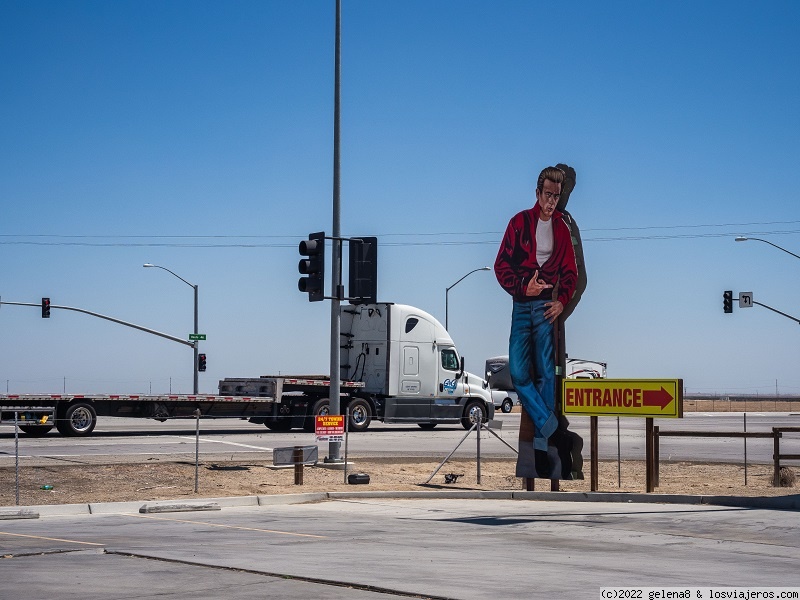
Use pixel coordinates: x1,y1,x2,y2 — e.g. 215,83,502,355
494,165,585,480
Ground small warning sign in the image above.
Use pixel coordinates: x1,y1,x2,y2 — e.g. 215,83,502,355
315,414,345,441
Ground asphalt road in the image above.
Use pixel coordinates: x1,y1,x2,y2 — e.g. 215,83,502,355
3,413,800,600
2,496,799,600
2,412,800,466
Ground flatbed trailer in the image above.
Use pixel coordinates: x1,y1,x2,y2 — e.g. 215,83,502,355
0,391,274,437
0,375,367,437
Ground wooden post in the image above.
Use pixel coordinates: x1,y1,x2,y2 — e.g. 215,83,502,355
773,428,781,487
653,425,660,488
645,418,654,492
590,415,598,491
293,446,304,485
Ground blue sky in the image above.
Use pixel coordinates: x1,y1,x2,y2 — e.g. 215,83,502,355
1,1,799,396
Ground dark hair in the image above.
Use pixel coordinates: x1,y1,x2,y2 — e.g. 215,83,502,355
536,166,565,191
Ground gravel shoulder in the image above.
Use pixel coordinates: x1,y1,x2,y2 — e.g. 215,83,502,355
2,456,796,507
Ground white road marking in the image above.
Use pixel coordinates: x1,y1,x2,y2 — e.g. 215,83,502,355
174,436,274,451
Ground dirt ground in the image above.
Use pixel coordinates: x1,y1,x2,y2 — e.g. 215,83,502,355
2,456,797,507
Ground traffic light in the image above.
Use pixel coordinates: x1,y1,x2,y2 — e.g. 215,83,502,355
723,290,733,314
349,236,378,304
41,297,50,318
298,231,325,302
198,353,207,372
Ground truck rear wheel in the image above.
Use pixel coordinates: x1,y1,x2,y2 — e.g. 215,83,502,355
461,400,485,430
303,398,330,432
57,402,97,436
501,397,514,413
347,398,372,432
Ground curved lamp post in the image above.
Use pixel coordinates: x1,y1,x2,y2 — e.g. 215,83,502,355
735,236,800,261
144,263,199,394
445,267,491,330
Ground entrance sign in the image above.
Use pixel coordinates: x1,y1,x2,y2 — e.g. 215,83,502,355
563,379,683,418
315,414,345,441
739,292,753,308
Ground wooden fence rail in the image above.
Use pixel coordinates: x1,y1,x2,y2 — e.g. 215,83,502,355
651,426,800,491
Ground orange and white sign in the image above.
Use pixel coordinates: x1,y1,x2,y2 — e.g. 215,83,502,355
315,414,345,441
563,379,683,418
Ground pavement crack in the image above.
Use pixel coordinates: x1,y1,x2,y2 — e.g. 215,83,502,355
104,549,458,599
3,547,103,559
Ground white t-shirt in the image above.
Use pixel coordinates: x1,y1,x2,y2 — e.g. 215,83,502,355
536,218,553,266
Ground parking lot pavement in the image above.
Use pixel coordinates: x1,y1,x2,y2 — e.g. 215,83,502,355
2,496,800,600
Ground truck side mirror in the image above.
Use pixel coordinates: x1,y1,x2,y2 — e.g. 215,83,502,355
455,356,465,380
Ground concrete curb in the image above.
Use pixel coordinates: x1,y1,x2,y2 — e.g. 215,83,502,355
0,508,39,520
5,489,799,519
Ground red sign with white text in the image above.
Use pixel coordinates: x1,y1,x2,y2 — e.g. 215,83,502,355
315,414,345,441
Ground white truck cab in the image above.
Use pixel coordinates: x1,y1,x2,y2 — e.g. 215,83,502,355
341,303,493,429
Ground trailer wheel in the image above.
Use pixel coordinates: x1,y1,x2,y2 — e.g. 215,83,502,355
501,397,514,413
347,398,372,432
461,400,485,430
18,424,53,437
418,423,437,430
303,398,330,432
57,402,97,436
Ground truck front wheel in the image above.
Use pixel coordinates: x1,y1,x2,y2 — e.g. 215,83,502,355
57,402,97,436
461,400,485,430
501,397,514,413
347,398,372,432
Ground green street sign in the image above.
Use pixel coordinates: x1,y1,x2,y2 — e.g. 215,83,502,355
189,334,206,341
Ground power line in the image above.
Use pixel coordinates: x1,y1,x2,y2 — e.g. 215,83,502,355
0,220,798,247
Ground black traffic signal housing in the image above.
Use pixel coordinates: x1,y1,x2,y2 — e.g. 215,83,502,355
198,353,207,372
41,297,50,318
349,237,378,304
723,290,733,314
298,231,325,302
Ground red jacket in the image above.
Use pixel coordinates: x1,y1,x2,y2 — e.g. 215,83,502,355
494,202,578,306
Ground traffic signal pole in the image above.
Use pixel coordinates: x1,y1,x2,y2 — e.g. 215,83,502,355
751,300,800,325
328,0,343,464
193,284,199,394
721,290,800,324
0,300,194,348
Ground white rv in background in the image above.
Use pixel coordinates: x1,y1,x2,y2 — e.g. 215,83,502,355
484,355,607,413
565,358,607,379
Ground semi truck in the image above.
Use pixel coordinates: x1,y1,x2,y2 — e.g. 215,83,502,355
220,303,493,432
1,303,493,436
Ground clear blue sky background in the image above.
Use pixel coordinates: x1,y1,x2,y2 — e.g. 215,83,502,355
1,1,798,396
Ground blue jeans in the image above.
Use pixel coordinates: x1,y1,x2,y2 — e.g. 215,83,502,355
509,299,559,450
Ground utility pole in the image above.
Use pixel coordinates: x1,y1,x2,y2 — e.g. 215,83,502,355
328,0,343,464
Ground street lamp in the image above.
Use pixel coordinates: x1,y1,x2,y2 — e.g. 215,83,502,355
143,263,199,394
735,236,800,261
445,267,491,330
